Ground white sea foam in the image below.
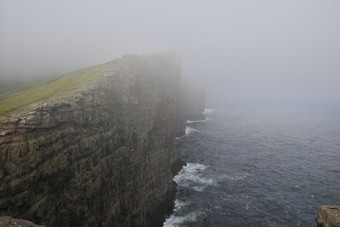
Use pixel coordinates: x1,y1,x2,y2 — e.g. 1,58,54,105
176,126,197,139
173,163,214,191
163,211,201,227
185,126,197,135
186,118,207,124
163,199,192,226
203,108,214,114
163,163,227,226
163,164,248,226
173,199,188,211
180,163,208,174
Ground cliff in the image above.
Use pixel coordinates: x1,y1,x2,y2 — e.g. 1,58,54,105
317,206,340,227
0,53,195,226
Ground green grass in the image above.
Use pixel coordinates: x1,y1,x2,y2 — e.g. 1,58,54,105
0,60,114,117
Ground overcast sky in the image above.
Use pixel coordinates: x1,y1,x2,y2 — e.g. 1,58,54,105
1,0,339,104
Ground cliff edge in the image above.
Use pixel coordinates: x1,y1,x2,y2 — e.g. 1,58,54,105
0,53,193,226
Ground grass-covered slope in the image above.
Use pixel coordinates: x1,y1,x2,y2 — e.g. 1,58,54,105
0,60,115,116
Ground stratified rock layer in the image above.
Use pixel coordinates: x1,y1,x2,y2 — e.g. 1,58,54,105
0,53,184,226
317,206,340,227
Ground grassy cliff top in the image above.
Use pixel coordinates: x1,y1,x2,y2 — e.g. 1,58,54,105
0,60,115,116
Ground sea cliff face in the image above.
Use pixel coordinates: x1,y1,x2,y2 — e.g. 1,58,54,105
0,53,193,226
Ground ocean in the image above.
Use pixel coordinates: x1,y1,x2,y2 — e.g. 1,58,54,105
164,103,340,227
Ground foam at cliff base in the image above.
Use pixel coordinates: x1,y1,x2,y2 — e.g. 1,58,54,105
163,211,202,227
186,118,207,123
176,126,197,139
163,164,249,226
163,163,210,226
203,108,214,114
163,197,202,227
185,126,197,135
173,163,214,192
173,163,248,191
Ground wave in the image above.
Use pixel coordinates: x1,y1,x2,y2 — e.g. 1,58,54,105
163,164,249,226
163,199,196,226
186,118,207,124
164,163,248,226
185,126,197,135
175,127,197,140
173,163,214,192
173,199,188,211
163,211,202,227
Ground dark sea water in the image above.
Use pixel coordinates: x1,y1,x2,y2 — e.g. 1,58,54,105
164,103,340,227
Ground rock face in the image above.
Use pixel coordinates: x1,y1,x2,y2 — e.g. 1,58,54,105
0,216,44,227
317,206,340,227
0,53,191,226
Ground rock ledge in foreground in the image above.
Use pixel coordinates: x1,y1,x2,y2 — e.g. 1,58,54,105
0,216,43,227
317,205,340,227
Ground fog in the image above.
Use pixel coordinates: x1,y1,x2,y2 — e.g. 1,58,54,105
1,0,340,107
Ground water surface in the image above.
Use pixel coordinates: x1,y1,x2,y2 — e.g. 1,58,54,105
164,104,340,227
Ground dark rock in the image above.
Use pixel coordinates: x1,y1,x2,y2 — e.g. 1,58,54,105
317,205,340,227
0,216,43,227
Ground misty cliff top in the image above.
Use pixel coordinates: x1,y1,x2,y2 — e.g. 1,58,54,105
0,52,180,117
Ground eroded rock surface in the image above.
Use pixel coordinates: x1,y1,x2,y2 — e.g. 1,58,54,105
0,53,186,226
0,216,43,227
317,205,340,227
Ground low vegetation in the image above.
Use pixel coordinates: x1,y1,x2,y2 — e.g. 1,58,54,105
0,61,114,116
